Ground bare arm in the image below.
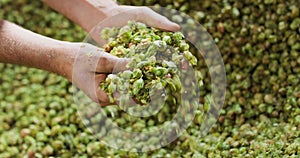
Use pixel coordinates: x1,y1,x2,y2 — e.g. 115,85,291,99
42,0,117,32
0,20,74,80
0,20,127,105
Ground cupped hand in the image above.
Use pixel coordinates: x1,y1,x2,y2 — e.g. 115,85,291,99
106,5,180,31
89,5,180,45
71,43,128,106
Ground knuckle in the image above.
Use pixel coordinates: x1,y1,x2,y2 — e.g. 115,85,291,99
139,7,150,15
98,56,109,69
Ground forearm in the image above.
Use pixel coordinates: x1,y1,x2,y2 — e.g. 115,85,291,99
0,20,76,80
42,0,118,32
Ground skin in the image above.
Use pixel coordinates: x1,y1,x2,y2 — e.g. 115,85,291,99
42,0,180,33
0,0,180,106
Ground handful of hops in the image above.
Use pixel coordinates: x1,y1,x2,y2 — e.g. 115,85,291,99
100,21,202,107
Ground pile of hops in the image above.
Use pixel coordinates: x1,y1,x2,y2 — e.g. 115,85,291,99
100,21,203,109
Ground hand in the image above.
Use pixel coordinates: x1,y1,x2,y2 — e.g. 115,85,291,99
103,5,180,31
71,43,128,106
43,1,180,41
88,5,181,45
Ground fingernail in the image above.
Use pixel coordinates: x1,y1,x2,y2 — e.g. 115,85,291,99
173,23,181,31
169,22,180,31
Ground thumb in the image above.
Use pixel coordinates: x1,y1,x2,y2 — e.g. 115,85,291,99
78,43,129,73
95,53,129,73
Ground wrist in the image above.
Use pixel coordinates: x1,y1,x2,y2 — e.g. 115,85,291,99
54,41,78,81
43,0,119,33
79,0,119,32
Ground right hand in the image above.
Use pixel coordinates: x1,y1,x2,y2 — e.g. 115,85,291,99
69,43,128,106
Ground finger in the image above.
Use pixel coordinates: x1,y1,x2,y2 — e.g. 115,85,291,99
137,7,180,32
95,87,112,106
113,92,138,106
94,74,114,106
90,9,138,45
181,58,190,70
95,53,129,73
90,7,180,45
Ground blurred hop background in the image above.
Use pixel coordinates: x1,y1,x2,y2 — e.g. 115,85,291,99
0,0,300,157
